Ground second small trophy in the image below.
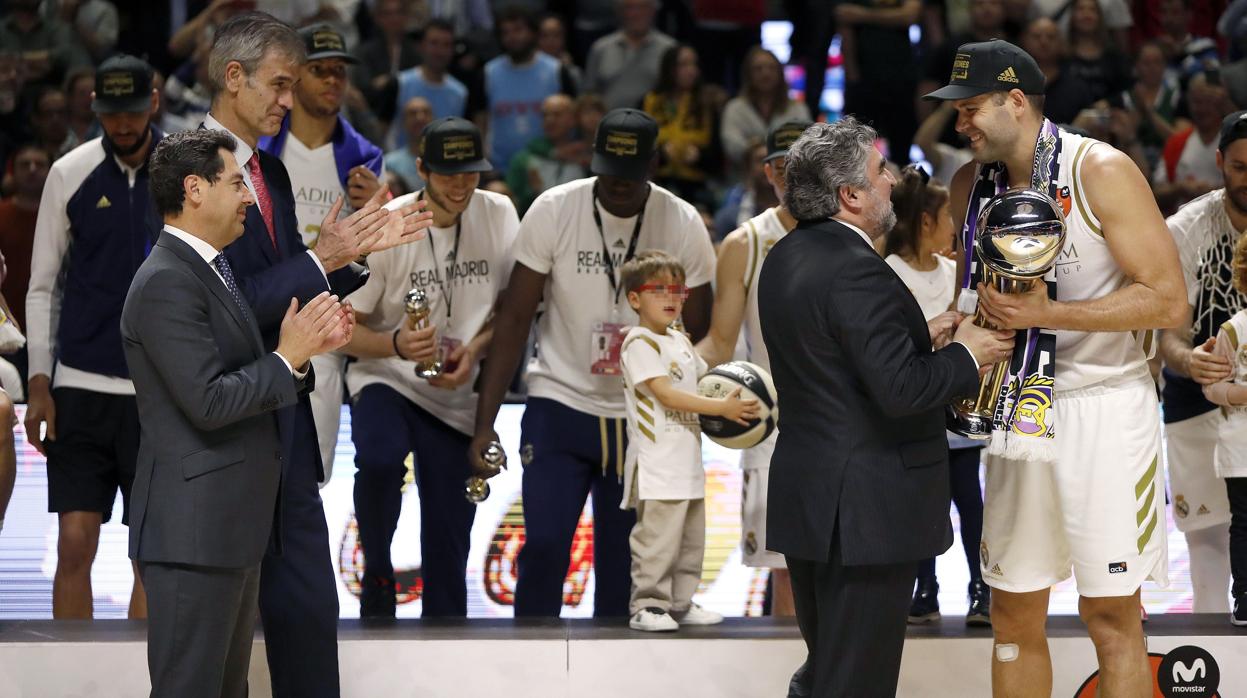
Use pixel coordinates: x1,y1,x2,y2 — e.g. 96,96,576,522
403,287,443,379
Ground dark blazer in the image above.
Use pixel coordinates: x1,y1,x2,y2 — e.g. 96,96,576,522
220,147,367,489
121,233,306,568
758,218,980,566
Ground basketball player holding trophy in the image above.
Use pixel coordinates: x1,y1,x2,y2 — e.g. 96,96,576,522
925,40,1187,696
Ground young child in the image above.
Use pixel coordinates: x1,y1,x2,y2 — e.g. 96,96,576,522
619,250,758,632
1203,233,1247,627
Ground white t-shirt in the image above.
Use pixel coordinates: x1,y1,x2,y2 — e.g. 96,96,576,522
885,254,957,321
514,177,716,417
620,326,707,504
1153,130,1223,188
346,189,520,434
283,134,346,249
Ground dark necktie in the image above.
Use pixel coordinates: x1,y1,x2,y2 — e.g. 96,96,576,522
213,253,250,323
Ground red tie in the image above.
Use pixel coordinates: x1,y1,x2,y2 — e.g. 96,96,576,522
247,153,277,250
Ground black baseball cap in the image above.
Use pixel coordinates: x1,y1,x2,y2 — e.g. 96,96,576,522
92,54,154,114
591,108,658,181
1220,110,1247,151
923,39,1045,101
764,120,813,163
419,117,492,174
300,23,358,64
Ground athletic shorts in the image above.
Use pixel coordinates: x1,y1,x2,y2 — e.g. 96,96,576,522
1164,408,1231,532
740,431,785,569
45,388,140,525
980,373,1169,597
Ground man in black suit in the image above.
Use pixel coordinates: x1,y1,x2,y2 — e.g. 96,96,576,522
122,129,353,697
758,117,1015,697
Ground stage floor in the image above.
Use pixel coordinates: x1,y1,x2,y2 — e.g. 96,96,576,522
1,615,1241,697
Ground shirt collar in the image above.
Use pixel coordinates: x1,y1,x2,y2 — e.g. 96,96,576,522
204,112,255,171
835,218,875,248
164,224,223,262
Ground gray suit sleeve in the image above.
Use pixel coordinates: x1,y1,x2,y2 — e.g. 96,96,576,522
131,268,298,432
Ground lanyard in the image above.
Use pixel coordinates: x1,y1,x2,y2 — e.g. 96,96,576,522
592,182,648,305
419,190,463,319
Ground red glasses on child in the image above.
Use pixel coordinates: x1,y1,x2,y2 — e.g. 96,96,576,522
636,284,691,300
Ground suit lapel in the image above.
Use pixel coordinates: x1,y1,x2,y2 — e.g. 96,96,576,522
158,233,265,355
244,205,280,265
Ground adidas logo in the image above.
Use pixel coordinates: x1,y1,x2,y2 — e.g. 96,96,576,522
445,250,455,261
990,564,1003,576
613,239,626,248
96,195,111,209
997,67,1019,84
1198,504,1211,515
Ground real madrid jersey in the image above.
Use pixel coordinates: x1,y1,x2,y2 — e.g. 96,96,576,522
620,326,707,505
741,207,789,373
513,177,716,418
1048,130,1151,391
345,189,519,434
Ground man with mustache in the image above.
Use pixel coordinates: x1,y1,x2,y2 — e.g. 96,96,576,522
256,23,386,483
202,12,430,698
25,53,161,621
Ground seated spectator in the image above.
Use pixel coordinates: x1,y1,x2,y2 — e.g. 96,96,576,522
1155,0,1221,77
1034,0,1132,52
392,19,468,149
384,96,434,195
166,0,251,61
29,86,75,160
159,44,212,135
584,0,676,110
51,0,119,62
913,102,972,187
63,66,96,143
643,43,723,207
1065,0,1133,102
1154,70,1237,212
713,141,777,242
1120,41,1185,170
720,47,811,168
1021,17,1097,125
352,0,420,120
1070,101,1151,174
0,141,44,391
0,0,88,87
507,93,589,214
538,13,582,92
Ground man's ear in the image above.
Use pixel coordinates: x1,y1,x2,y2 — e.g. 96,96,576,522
183,174,202,207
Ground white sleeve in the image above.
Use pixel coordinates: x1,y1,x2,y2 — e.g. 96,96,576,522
677,204,716,289
622,333,668,386
494,196,521,294
26,162,72,380
1166,214,1201,305
513,191,558,275
350,248,389,317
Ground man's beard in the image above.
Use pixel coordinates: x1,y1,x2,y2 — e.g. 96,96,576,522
865,188,897,238
104,121,151,157
1226,183,1247,217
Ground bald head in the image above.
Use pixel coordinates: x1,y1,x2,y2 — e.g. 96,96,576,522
542,93,576,142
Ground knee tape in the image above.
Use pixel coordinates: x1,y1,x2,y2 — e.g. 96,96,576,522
995,643,1020,662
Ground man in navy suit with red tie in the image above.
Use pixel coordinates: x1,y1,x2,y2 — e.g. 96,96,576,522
202,13,430,698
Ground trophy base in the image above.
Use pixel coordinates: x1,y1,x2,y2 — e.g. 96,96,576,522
465,477,490,503
945,406,994,441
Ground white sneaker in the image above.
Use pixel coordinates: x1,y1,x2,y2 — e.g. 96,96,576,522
630,607,679,632
673,603,723,626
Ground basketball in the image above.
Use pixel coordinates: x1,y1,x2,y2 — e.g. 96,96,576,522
697,361,779,449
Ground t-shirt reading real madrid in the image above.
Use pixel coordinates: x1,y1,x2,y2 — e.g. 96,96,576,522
514,177,716,418
346,189,520,434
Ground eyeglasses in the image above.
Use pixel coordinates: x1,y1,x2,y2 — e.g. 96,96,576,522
636,284,690,300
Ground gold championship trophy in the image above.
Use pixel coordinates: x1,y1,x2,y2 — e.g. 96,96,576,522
466,441,507,503
947,188,1067,439
403,287,443,379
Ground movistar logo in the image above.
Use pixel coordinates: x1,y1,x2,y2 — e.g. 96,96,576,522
1173,658,1206,683
997,67,1019,83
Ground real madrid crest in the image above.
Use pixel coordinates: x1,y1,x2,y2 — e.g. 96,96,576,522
669,361,683,381
1175,494,1189,519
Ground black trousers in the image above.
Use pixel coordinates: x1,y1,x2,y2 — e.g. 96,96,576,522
1228,477,1247,597
786,536,915,697
918,446,984,582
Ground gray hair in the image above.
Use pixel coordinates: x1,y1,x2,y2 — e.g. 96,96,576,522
783,117,877,221
207,12,305,95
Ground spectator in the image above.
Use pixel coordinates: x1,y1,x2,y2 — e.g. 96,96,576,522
918,0,1008,134
689,0,764,94
426,0,494,54
255,0,340,27
538,13,583,91
0,0,88,87
392,19,468,148
1033,0,1133,51
783,0,837,118
584,0,676,111
483,6,577,174
836,0,924,162
1066,0,1135,102
63,66,96,144
569,0,621,65
1003,0,1032,38
1155,0,1222,76
913,102,973,186
166,0,251,61
575,92,607,141
507,93,589,214
30,86,76,160
0,142,47,336
385,96,434,195
0,50,23,169
1121,41,1185,169
1154,70,1237,211
352,0,420,119
1020,17,1098,124
712,141,778,241
720,47,811,167
49,0,119,62
642,43,723,207
158,43,213,134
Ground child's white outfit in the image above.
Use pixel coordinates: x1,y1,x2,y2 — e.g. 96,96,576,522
1212,310,1247,479
620,325,711,621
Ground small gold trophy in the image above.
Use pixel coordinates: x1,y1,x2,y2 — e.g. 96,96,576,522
465,441,507,503
403,287,442,379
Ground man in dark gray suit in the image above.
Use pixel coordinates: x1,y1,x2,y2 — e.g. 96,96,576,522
121,129,353,698
757,118,1015,697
